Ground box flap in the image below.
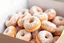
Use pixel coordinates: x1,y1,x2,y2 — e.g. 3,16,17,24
28,0,64,17
0,33,29,43
54,0,64,2
55,30,64,43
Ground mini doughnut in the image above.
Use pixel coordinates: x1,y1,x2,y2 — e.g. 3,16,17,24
3,26,17,37
18,14,31,28
44,9,56,20
18,9,29,15
16,29,31,41
30,6,43,15
30,39,36,43
16,26,21,32
41,20,56,33
56,26,64,32
18,12,31,19
52,16,64,26
33,12,48,22
5,14,19,27
53,26,64,36
17,9,31,19
53,36,59,43
36,30,54,43
24,16,41,32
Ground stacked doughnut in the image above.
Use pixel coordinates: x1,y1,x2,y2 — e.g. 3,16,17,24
3,6,64,43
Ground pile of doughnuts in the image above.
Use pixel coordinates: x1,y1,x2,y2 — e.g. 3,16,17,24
3,6,64,43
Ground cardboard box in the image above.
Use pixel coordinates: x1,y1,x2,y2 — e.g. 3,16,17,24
0,0,64,43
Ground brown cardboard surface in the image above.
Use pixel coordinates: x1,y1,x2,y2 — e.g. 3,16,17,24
0,33,29,43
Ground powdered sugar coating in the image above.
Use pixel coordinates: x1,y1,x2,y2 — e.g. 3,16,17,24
56,26,64,32
41,20,56,32
30,6,43,15
18,14,31,28
38,30,54,43
33,12,48,21
5,14,19,27
52,16,64,26
24,16,41,32
18,9,29,15
16,29,31,41
45,9,56,20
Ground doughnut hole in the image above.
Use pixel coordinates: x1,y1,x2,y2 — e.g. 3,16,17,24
29,18,34,23
22,11,25,14
45,34,50,39
59,18,63,21
21,32,25,36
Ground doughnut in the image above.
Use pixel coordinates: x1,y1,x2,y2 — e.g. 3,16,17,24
53,26,64,36
17,9,31,19
18,12,31,19
33,12,48,22
44,9,56,20
53,36,59,43
41,20,56,33
30,39,36,43
36,30,54,43
52,16,64,26
15,26,21,32
24,16,41,32
18,9,29,15
30,6,43,15
5,14,19,27
3,26,17,37
56,26,64,32
16,29,31,41
18,18,25,28
18,14,31,28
